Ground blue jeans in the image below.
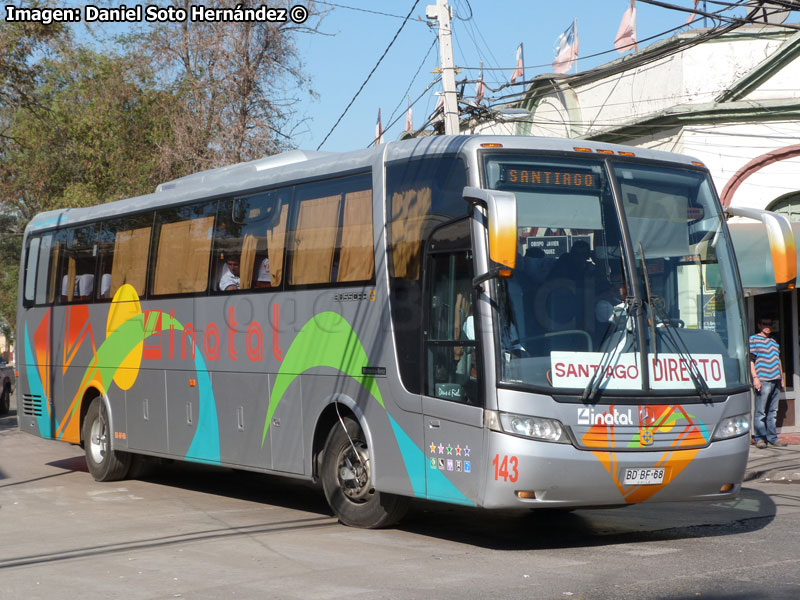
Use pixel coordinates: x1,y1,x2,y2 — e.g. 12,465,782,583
754,379,781,444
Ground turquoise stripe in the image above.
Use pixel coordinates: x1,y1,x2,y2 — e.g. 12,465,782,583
387,414,426,498
24,323,53,439
185,351,221,465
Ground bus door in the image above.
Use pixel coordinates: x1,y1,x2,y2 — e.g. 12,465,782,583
421,219,485,505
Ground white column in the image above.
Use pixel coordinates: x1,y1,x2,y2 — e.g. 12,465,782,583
426,0,459,135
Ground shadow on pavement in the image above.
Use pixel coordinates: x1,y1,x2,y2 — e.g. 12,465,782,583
0,410,18,432
128,460,333,517
397,486,777,550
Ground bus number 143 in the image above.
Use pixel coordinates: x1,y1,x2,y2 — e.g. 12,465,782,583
492,454,519,482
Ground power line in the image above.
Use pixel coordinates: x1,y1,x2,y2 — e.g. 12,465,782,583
314,1,426,21
316,0,422,150
367,76,443,147
384,36,438,134
638,0,800,30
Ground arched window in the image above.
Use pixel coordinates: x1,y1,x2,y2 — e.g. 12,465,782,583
768,192,800,222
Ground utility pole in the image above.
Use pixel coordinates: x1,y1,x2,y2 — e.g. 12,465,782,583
426,0,459,135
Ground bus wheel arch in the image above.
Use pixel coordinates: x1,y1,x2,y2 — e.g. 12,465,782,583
82,395,131,482
79,387,103,447
312,396,369,480
316,398,408,528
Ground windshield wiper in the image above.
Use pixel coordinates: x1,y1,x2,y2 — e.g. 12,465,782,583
638,243,713,402
650,301,713,402
639,242,659,364
581,296,634,402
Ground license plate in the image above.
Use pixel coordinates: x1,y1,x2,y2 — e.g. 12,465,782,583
623,467,666,486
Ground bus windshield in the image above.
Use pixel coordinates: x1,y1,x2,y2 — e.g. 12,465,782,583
483,154,747,395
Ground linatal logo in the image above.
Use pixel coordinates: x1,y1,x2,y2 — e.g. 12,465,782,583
578,407,634,426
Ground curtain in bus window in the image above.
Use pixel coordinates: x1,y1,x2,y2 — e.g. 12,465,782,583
239,233,258,290
110,227,151,297
153,216,214,295
267,204,288,287
291,195,341,285
390,186,432,280
338,189,374,282
66,258,77,302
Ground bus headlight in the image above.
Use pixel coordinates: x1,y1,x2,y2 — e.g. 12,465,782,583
712,414,750,441
496,412,569,443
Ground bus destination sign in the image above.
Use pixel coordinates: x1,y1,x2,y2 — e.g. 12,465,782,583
500,165,598,190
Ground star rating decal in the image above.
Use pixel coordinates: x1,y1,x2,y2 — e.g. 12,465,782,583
428,442,472,475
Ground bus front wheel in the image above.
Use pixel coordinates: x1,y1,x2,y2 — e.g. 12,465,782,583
83,397,131,482
321,416,408,528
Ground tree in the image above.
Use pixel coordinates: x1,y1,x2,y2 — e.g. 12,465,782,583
126,0,321,171
0,2,323,339
0,4,68,111
0,45,175,336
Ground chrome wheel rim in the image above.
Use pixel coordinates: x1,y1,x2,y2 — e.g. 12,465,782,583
89,413,107,464
336,441,372,502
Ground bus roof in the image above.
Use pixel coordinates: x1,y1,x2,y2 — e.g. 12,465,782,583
25,135,702,234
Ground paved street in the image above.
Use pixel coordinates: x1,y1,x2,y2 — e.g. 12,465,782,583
2,390,799,600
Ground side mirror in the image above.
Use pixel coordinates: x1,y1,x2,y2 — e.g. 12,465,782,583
726,206,796,291
463,187,517,285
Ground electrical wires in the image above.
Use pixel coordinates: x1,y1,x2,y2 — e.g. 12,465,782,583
316,0,422,150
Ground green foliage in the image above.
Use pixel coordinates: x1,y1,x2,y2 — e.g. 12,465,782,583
0,6,319,344
0,45,178,338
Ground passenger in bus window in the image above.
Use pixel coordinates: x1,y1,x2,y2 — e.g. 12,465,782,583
254,256,271,288
220,255,241,291
100,273,111,298
76,272,94,300
61,274,74,302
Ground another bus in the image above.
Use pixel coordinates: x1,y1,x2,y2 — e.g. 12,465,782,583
17,135,795,528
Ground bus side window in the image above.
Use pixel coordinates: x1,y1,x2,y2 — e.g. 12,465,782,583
57,225,98,303
152,202,216,296
213,189,290,293
23,236,40,305
423,220,480,405
97,214,153,300
288,173,373,287
24,234,58,306
386,156,468,395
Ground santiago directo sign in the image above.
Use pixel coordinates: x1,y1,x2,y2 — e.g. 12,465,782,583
551,351,727,390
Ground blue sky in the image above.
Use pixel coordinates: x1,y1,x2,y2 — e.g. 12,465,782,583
294,0,798,151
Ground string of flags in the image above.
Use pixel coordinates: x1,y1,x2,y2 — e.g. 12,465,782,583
378,0,710,141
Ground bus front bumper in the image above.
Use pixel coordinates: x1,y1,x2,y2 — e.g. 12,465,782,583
480,430,750,509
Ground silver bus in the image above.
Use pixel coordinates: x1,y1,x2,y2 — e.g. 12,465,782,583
17,135,795,528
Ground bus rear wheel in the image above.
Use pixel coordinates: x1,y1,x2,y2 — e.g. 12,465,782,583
321,416,408,528
83,397,131,481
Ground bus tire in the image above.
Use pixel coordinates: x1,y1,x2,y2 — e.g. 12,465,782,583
321,416,408,528
0,384,10,415
83,397,131,482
